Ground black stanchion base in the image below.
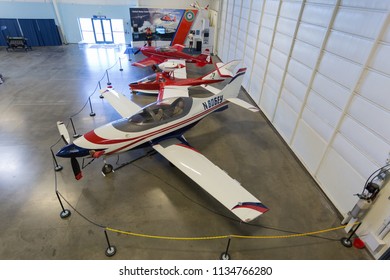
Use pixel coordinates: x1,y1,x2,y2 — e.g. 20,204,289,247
99,95,104,99
340,237,353,248
60,209,71,219
90,112,96,117
120,69,123,71
102,164,114,176
73,134,81,139
220,252,231,260
55,165,63,172
105,246,117,257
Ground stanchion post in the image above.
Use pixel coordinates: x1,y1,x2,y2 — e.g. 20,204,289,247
104,230,117,257
51,148,63,172
341,222,362,248
70,117,81,138
56,191,71,219
127,45,132,61
99,81,104,98
106,70,112,86
119,57,123,71
220,237,232,260
88,97,96,117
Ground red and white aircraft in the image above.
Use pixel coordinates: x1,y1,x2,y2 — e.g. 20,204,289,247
132,44,212,68
56,68,268,222
129,60,240,101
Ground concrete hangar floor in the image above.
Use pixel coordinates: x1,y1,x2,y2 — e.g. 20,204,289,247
0,44,372,260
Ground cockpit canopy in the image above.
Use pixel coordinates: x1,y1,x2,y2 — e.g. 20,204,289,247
130,73,168,85
139,73,157,83
155,46,176,53
112,97,192,132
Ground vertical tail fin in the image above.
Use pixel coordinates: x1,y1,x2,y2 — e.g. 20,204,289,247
221,68,259,112
214,68,247,99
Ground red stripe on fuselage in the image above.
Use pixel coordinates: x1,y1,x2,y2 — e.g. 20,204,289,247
84,100,229,155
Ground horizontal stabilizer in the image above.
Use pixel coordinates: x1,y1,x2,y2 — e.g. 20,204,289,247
227,98,259,112
160,59,187,79
216,60,240,78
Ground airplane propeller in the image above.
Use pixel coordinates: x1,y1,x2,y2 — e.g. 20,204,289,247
57,121,70,145
57,121,83,180
71,157,82,180
134,48,142,55
126,44,143,56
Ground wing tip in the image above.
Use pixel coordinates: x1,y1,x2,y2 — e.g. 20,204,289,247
232,202,269,214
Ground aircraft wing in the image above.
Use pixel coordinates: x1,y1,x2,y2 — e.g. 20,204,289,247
101,88,141,117
132,56,163,67
152,138,269,222
157,85,190,101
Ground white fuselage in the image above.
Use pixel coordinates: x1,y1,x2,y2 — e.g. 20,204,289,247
73,95,228,157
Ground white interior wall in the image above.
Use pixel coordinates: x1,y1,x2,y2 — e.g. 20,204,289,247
0,0,216,44
218,0,390,258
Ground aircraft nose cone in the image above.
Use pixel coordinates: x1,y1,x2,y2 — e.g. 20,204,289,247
56,143,90,158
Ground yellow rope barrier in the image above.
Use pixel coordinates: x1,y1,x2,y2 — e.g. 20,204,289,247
231,224,348,239
105,224,349,241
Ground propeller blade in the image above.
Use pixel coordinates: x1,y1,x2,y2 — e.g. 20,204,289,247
57,121,70,145
71,157,83,180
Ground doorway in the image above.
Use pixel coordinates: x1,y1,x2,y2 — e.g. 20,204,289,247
92,18,113,44
79,18,125,44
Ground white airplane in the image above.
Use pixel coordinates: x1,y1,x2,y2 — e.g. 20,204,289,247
56,68,268,222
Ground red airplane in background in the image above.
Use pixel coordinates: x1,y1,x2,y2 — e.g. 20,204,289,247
129,60,240,101
132,44,212,69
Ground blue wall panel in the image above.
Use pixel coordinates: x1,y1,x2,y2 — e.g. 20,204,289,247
0,19,22,45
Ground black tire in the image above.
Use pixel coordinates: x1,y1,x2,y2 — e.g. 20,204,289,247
102,164,113,175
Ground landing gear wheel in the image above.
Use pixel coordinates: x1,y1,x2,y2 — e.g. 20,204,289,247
102,164,113,175
60,209,71,219
105,246,117,257
340,237,353,248
220,253,231,260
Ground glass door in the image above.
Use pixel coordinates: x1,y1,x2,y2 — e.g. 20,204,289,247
80,18,123,44
102,19,113,43
92,18,113,44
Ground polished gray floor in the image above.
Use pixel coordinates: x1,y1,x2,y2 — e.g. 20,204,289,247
0,45,372,260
